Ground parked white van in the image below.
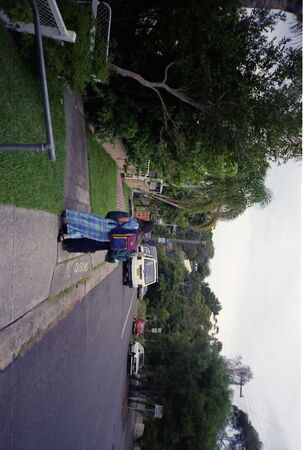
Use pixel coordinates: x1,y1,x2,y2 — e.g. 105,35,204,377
124,251,158,290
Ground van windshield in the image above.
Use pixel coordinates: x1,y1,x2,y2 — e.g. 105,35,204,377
144,259,155,285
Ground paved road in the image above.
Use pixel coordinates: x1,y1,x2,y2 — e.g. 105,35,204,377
0,265,136,450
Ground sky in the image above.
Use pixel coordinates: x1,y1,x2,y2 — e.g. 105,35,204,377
207,12,301,449
208,159,301,449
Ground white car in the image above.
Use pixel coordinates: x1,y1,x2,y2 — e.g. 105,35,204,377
128,342,145,375
136,245,158,298
138,245,157,259
124,251,158,290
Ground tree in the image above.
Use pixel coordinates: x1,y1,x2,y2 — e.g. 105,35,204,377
219,405,263,449
91,1,301,229
108,0,301,169
201,283,222,316
226,356,254,385
142,159,273,228
241,0,302,22
143,333,232,449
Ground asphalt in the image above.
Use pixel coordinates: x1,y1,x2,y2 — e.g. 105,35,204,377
0,90,127,371
0,266,136,450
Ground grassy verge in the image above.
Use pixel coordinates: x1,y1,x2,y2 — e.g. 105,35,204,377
136,298,147,318
123,183,132,214
87,131,117,215
0,28,66,212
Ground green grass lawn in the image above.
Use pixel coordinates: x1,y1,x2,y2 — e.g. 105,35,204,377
123,183,132,214
87,132,117,216
0,27,66,213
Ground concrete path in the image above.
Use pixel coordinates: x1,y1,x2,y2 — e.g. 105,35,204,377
0,205,58,329
102,139,136,174
0,90,131,370
64,90,91,212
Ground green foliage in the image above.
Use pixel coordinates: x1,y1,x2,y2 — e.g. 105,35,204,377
108,0,301,163
43,5,94,91
87,0,301,226
3,0,109,92
136,228,229,447
147,245,218,336
143,333,232,449
90,90,158,168
136,298,147,318
149,155,272,227
221,406,263,449
201,283,222,316
46,1,109,89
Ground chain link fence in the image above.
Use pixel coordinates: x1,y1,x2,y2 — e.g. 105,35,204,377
91,1,111,64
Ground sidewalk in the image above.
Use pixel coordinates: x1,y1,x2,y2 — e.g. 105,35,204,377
0,91,127,371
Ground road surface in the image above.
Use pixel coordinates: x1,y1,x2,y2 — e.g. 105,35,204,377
0,265,136,450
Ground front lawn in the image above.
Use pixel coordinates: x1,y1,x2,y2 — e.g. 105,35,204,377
0,27,66,213
123,183,133,214
87,132,117,216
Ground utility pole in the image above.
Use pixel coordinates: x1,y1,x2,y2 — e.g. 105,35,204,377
239,372,244,397
148,237,207,246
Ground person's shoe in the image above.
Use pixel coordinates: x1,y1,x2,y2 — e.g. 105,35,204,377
57,229,67,242
57,229,64,243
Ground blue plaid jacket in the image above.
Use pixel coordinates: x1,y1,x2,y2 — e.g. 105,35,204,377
66,210,139,241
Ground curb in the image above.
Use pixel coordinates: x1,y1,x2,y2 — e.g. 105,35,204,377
0,261,118,372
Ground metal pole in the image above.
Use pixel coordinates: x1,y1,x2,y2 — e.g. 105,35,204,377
30,0,56,160
0,0,56,160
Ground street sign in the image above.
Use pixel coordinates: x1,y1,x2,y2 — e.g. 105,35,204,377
151,328,162,334
154,404,164,419
157,237,170,244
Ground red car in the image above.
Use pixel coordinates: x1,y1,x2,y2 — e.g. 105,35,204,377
132,317,146,336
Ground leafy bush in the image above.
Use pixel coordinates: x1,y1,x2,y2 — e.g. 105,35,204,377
3,0,109,92
90,90,157,167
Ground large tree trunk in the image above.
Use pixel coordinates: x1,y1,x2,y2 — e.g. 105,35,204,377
241,0,302,21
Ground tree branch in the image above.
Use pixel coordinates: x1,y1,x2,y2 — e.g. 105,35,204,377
163,62,175,83
109,64,208,113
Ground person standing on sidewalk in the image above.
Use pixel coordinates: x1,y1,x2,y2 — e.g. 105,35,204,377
59,209,140,242
58,210,154,261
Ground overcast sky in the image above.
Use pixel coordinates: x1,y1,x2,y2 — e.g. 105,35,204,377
207,12,301,449
208,159,301,449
